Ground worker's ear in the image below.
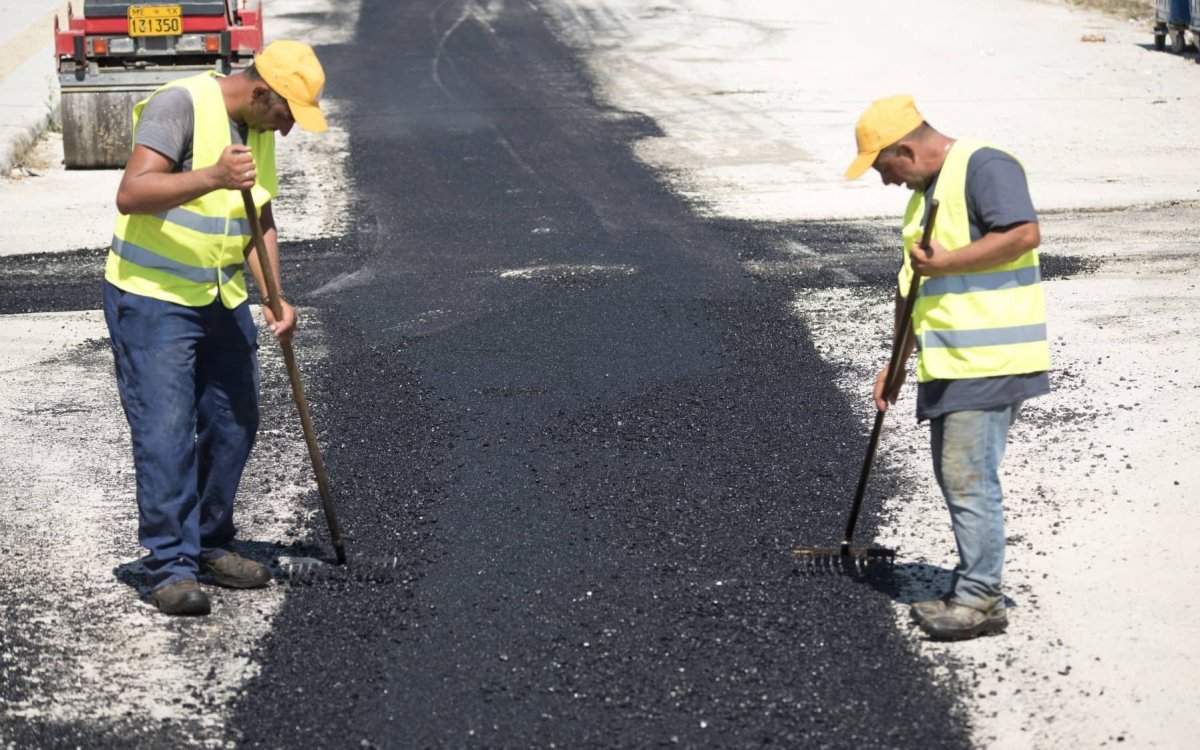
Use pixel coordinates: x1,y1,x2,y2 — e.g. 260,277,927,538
894,142,916,162
251,84,274,106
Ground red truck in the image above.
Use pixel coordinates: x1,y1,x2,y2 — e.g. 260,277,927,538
54,1,264,168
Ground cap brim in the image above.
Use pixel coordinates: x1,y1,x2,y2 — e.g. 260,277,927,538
289,100,328,133
844,150,878,180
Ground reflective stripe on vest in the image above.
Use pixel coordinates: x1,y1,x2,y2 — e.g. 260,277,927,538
899,139,1050,382
921,323,1048,350
111,235,243,285
154,206,252,238
919,265,1041,298
105,71,277,309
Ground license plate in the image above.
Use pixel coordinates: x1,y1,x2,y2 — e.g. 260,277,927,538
127,5,183,37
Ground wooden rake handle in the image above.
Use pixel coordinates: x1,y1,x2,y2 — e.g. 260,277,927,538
884,198,940,396
840,199,940,553
241,189,347,564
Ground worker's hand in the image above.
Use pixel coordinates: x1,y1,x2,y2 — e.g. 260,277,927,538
874,364,905,412
263,299,297,342
213,145,257,191
909,238,951,277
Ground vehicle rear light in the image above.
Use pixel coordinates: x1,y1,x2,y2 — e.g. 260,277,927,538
205,35,220,53
109,37,135,54
175,34,205,52
92,38,108,55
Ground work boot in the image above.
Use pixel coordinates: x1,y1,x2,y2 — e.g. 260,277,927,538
152,580,211,616
909,594,952,624
200,552,272,589
918,600,1008,641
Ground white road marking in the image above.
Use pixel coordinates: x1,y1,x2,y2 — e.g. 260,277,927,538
828,267,860,284
497,263,639,279
309,266,374,296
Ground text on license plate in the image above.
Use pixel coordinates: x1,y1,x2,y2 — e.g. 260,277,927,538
128,5,183,37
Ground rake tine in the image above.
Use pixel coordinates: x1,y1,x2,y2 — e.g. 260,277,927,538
274,555,400,585
793,546,895,576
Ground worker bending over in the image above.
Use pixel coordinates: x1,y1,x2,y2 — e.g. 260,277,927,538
104,41,328,615
845,95,1050,641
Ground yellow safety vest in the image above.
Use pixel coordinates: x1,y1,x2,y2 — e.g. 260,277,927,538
105,72,277,309
899,139,1050,382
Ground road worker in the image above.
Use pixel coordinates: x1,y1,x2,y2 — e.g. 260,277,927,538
845,95,1050,640
103,41,328,615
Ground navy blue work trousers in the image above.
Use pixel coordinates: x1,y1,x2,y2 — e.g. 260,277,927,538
103,281,260,589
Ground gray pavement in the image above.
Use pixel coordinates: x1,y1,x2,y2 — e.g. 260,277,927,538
0,1,67,172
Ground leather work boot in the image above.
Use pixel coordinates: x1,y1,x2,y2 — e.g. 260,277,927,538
200,552,272,589
152,580,211,616
909,595,953,624
918,600,1008,641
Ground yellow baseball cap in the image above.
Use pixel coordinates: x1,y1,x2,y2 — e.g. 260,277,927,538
255,40,328,133
844,95,924,180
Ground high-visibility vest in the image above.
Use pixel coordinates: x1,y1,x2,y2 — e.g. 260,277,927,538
105,72,277,309
899,138,1050,382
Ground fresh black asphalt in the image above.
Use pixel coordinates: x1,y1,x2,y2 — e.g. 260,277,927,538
0,1,1065,747
228,2,969,748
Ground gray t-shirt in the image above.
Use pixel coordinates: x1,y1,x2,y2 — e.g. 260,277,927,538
134,86,248,171
915,147,1050,421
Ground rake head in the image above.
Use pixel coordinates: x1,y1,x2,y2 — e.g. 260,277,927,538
273,554,401,585
792,545,895,575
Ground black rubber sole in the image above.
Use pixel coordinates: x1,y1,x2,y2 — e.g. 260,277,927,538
200,561,272,589
154,592,212,616
919,617,1008,641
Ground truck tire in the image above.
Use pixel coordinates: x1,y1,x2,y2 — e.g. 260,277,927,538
1171,28,1186,54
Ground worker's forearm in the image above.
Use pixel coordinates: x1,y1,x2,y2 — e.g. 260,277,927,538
936,223,1039,275
116,167,223,215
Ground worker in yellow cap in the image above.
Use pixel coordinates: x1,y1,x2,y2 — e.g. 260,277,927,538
846,95,1050,641
103,40,327,615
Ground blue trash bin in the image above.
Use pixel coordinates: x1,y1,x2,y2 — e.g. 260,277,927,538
1156,0,1192,52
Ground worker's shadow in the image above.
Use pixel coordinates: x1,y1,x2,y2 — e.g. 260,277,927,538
859,561,953,604
853,561,1018,611
112,538,325,599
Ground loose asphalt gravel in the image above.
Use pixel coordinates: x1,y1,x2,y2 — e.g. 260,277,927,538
233,2,965,747
0,1,1099,747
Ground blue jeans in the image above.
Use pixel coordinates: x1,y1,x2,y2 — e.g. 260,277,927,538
103,282,260,589
930,403,1022,610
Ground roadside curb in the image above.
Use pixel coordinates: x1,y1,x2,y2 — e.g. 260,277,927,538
0,1,63,175
0,56,59,173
